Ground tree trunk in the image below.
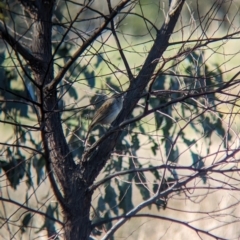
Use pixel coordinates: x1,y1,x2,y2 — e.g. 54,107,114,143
29,1,92,239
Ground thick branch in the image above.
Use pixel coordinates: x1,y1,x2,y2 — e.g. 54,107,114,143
83,0,186,178
0,22,36,63
17,0,38,16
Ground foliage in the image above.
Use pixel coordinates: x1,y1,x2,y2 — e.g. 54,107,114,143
0,0,240,240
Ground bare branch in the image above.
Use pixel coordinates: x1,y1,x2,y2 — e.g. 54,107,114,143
101,143,240,240
17,0,38,17
94,214,227,240
0,141,43,155
107,0,134,81
0,119,40,131
0,196,63,225
0,86,40,106
0,22,36,64
45,0,132,91
83,0,186,162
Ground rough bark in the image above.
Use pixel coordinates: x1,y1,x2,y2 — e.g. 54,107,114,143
29,1,92,239
0,0,185,239
83,0,186,186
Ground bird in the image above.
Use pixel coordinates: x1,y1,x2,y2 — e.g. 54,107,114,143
85,92,125,146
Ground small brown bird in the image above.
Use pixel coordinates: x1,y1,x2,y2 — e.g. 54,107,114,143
85,92,125,146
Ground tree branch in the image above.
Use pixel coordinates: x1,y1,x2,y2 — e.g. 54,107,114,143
0,22,36,64
107,0,134,81
0,141,43,155
0,119,40,131
41,125,68,211
83,0,186,169
99,144,240,239
17,0,38,17
95,214,227,240
100,157,232,239
83,82,220,159
0,86,40,106
44,0,132,91
0,196,63,225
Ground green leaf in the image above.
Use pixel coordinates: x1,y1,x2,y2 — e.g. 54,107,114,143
21,213,31,233
153,180,169,210
150,140,158,156
33,157,45,185
84,70,95,88
0,158,26,189
170,169,178,180
45,204,58,239
112,157,123,172
155,198,167,210
104,184,118,215
191,151,206,183
191,152,200,168
215,118,225,138
182,132,195,147
162,118,173,139
97,196,106,213
103,211,113,233
164,139,179,163
0,50,5,65
132,133,140,150
134,173,150,201
117,181,134,213
149,165,161,179
139,124,145,134
26,162,33,188
57,43,71,58
155,112,163,129
35,203,58,237
153,74,166,90
68,86,78,100
105,77,121,92
95,54,103,68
